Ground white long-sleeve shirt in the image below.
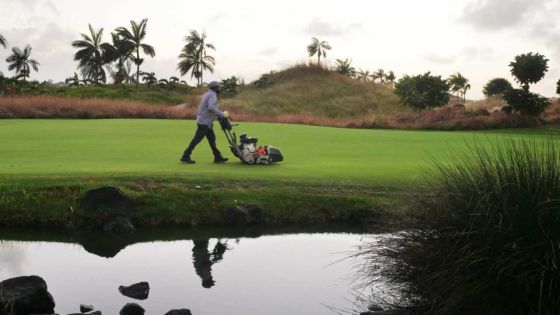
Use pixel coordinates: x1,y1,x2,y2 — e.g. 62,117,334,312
196,90,224,127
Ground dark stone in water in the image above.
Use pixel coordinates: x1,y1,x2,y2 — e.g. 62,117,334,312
118,282,150,300
368,304,384,311
103,217,135,234
80,186,131,211
225,204,265,225
80,304,95,313
0,275,55,315
120,303,145,315
68,309,101,315
360,310,411,315
164,309,193,315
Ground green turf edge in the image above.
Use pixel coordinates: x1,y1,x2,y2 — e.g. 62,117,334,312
0,176,409,229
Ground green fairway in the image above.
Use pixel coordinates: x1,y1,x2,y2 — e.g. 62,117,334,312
0,119,556,183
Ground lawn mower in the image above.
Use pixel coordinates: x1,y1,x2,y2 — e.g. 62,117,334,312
218,117,283,165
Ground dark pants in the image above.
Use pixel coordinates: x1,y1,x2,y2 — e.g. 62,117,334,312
182,124,222,158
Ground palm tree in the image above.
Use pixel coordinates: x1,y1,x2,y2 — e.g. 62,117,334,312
141,72,157,87
169,76,180,83
448,72,471,104
65,72,82,86
307,37,331,66
122,61,136,84
335,58,355,77
372,69,386,84
72,25,111,84
385,71,396,87
0,34,7,48
356,69,371,81
104,33,135,85
6,45,39,81
178,30,215,86
116,18,156,89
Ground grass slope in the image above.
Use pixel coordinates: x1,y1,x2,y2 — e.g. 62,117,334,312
222,64,404,118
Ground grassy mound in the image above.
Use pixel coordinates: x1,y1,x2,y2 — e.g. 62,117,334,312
222,64,403,118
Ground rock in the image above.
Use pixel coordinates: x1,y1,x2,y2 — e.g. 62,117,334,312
225,204,265,225
368,304,384,311
164,309,192,315
80,186,131,211
118,282,149,300
0,275,55,315
80,304,95,313
68,310,101,315
103,217,135,234
360,310,411,315
119,303,145,315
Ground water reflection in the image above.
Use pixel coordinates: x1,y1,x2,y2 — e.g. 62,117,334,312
192,239,230,288
0,226,376,314
0,241,25,274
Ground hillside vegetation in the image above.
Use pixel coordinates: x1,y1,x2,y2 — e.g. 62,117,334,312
222,64,404,118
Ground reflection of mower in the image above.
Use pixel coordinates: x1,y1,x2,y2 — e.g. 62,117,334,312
218,117,283,165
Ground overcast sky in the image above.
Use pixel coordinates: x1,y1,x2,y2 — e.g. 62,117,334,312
1,0,559,99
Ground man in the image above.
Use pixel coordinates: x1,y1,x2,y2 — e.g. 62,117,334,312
180,81,229,164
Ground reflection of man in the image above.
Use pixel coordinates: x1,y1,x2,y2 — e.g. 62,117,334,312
192,239,228,288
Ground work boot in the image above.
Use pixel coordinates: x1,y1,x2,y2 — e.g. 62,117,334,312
214,156,229,163
180,156,196,164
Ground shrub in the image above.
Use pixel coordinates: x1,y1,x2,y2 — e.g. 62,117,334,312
394,72,449,110
483,78,513,97
364,139,560,314
504,88,550,116
220,76,240,97
509,52,549,91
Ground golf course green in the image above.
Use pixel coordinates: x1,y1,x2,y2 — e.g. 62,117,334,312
2,119,556,181
0,119,558,228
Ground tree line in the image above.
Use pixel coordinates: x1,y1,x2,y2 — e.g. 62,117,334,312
1,28,559,116
391,52,552,116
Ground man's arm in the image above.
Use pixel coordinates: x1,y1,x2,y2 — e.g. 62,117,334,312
208,93,225,118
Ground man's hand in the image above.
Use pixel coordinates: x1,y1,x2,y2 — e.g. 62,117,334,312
223,111,229,118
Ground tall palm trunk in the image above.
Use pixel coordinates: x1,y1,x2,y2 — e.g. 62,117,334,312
136,47,140,90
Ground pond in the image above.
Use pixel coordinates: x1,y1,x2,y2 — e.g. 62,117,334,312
0,226,377,315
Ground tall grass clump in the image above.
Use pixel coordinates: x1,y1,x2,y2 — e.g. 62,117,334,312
363,139,560,314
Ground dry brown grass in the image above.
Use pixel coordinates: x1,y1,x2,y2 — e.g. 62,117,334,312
543,99,560,124
466,96,507,113
0,95,546,131
376,106,540,130
0,96,197,119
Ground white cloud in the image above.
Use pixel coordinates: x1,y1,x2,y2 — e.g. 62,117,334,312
461,0,545,30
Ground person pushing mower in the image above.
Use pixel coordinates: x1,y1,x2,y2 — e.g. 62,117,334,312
180,81,229,164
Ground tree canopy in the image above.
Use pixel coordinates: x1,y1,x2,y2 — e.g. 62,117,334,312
394,72,449,110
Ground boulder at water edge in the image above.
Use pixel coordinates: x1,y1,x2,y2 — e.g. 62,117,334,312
120,303,145,315
80,186,131,211
103,217,135,234
225,204,265,225
118,282,150,300
0,275,55,315
164,309,193,315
